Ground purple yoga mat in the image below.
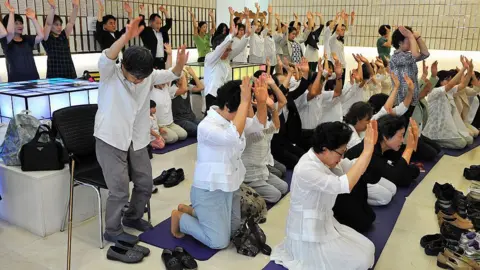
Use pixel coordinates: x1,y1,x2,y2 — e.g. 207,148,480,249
152,137,197,154
139,170,294,261
263,156,443,270
442,136,480,157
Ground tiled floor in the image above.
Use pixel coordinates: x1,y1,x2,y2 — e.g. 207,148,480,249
0,143,478,269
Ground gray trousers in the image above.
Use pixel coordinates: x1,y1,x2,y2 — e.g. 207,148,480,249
95,138,152,235
267,160,287,179
247,173,289,203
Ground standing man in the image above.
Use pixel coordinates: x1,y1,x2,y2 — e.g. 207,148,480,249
94,0,132,50
139,4,172,70
376,25,392,64
94,16,188,244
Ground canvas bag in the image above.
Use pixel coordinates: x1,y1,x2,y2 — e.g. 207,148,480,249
0,111,41,166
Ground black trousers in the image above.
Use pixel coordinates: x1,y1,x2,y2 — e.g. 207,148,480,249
298,129,314,152
205,94,217,114
154,57,166,70
198,57,205,63
383,135,441,162
271,135,306,169
333,196,376,233
472,96,480,129
308,62,318,73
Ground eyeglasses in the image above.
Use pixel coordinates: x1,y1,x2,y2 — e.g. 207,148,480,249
332,149,345,157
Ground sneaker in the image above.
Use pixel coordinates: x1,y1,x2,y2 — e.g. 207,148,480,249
106,246,144,263
104,232,139,245
173,247,197,270
122,218,153,232
162,249,183,270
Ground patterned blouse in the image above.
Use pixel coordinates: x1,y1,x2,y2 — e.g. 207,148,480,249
42,30,77,79
389,50,429,106
291,41,302,64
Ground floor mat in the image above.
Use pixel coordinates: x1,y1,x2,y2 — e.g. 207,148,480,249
152,137,197,154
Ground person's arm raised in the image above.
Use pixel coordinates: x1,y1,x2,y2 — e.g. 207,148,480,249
164,43,172,69
445,56,468,92
26,9,44,44
4,0,15,43
105,16,144,60
254,74,269,126
232,76,253,136
398,26,420,59
43,0,56,41
209,9,215,36
333,58,343,97
65,0,79,38
96,0,104,22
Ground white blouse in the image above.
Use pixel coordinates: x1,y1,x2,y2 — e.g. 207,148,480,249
341,83,364,116
319,91,343,123
150,84,177,126
347,124,362,150
286,150,353,242
193,106,263,192
249,28,268,59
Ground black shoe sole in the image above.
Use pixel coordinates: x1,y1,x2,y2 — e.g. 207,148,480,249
436,261,452,269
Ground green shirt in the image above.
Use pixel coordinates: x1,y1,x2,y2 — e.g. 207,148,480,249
193,34,211,58
377,36,391,61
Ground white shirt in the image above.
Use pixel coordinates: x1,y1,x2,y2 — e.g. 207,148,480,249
94,50,179,151
319,91,343,123
273,33,284,56
204,34,249,97
264,35,277,66
371,103,408,120
249,28,268,59
347,124,362,150
328,31,347,67
341,83,364,116
299,95,323,130
323,27,332,57
193,106,263,192
232,36,248,63
154,29,164,58
150,114,159,141
285,149,353,242
150,84,177,126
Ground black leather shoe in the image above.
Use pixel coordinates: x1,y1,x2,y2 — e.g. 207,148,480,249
164,169,185,188
441,222,468,241
122,218,153,232
162,249,183,270
433,182,455,200
464,168,480,181
154,168,176,186
173,247,197,270
425,240,445,256
420,234,444,248
106,246,144,263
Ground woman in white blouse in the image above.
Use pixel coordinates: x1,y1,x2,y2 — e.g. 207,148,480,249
328,11,355,87
170,77,268,249
270,121,378,270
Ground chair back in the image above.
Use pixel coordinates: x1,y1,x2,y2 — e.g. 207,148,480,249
52,104,98,161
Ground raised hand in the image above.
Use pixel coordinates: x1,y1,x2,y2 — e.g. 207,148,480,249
431,60,438,77
139,4,144,14
410,118,419,143
332,52,339,63
159,5,167,14
391,72,400,89
317,56,324,74
293,12,298,20
25,8,36,19
358,54,369,63
298,57,309,74
398,26,413,38
96,0,104,12
124,16,144,40
208,9,214,17
5,0,15,13
123,2,132,14
266,97,275,110
228,6,235,16
163,43,172,55
364,120,378,154
350,10,355,19
404,73,414,91
48,0,56,8
72,0,79,8
422,60,428,80
334,59,342,78
468,59,474,72
268,4,272,14
254,74,269,104
266,56,271,67
255,2,260,12
175,44,189,67
306,11,313,20
406,126,416,151
352,53,361,63
240,76,253,103
265,74,275,86
315,12,322,17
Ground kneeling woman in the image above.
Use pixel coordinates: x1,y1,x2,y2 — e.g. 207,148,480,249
334,115,420,232
170,77,268,249
270,121,377,270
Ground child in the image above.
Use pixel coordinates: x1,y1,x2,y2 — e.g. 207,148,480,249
1,1,43,82
42,0,78,79
94,17,187,244
150,100,165,149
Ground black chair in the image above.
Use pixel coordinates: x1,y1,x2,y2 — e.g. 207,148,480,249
52,104,151,249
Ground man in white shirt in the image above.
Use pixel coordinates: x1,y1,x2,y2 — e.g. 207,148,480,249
204,7,253,111
94,17,187,244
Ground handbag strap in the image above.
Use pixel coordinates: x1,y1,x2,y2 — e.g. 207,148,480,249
32,124,54,143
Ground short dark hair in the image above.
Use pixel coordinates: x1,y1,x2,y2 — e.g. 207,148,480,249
276,22,285,32
52,15,63,25
150,100,156,108
237,23,245,32
233,17,241,25
378,25,391,36
368,93,389,114
469,71,480,87
289,21,301,28
312,122,353,154
288,26,297,34
121,46,154,79
102,15,116,25
326,20,333,27
216,80,242,112
149,13,162,22
377,114,406,143
392,26,413,49
198,21,207,33
362,63,372,80
332,24,346,43
436,70,455,87
2,14,23,27
211,34,227,50
344,102,373,126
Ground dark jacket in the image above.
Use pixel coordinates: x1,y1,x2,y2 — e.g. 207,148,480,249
95,21,126,50
139,15,172,59
304,25,324,50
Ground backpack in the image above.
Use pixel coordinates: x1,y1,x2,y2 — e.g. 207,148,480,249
0,111,41,166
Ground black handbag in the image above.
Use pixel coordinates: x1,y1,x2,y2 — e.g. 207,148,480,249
19,124,65,171
232,217,272,257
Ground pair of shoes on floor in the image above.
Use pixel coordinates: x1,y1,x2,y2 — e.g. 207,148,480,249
464,166,480,181
434,183,467,215
154,168,185,188
438,211,474,230
162,247,197,270
420,234,463,256
441,221,470,241
437,248,480,270
106,240,150,263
